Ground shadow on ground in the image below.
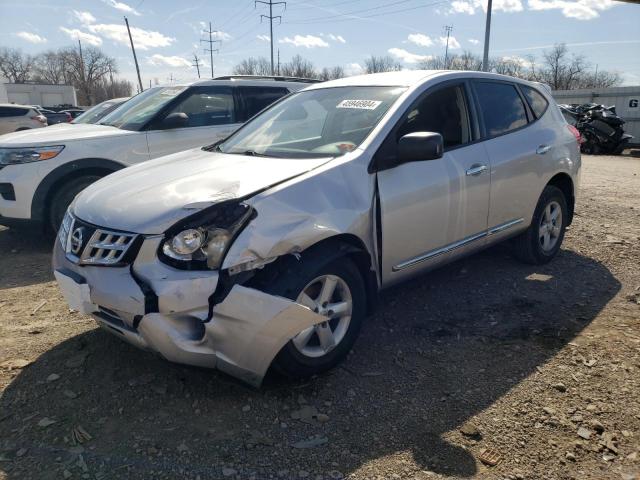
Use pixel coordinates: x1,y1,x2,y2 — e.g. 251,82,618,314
0,245,620,479
0,225,55,290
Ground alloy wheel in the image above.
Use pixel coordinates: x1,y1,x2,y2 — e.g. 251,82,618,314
293,274,353,358
538,200,563,253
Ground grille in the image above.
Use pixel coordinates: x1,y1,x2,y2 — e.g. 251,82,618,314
60,211,138,267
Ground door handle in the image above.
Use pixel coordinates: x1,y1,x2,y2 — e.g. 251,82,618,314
465,164,488,176
536,145,551,155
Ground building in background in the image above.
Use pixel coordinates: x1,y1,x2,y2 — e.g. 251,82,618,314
3,82,77,108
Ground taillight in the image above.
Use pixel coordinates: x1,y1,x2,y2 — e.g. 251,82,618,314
567,124,583,144
31,115,47,124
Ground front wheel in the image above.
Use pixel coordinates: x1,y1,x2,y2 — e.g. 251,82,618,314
48,175,102,232
268,256,366,379
512,185,568,265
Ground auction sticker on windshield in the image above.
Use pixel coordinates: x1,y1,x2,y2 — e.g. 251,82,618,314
337,99,382,110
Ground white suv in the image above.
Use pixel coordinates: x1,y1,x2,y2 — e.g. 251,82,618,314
0,77,313,230
0,104,47,135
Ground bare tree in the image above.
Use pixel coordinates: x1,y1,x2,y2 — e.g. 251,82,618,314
364,55,401,74
319,65,345,81
280,55,317,78
33,50,67,84
538,43,589,90
0,48,34,83
92,78,133,103
232,57,272,76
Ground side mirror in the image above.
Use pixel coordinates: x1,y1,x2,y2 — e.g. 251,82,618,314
161,112,189,129
397,132,444,164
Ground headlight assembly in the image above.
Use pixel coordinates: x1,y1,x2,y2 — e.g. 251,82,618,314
0,146,65,165
160,202,254,270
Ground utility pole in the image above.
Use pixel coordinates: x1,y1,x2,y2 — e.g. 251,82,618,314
124,17,144,92
443,25,453,69
256,0,286,75
77,38,87,104
192,53,203,79
277,48,280,75
482,0,492,72
201,22,220,78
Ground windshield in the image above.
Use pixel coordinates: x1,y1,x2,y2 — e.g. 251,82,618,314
98,86,187,130
217,86,406,159
72,99,125,124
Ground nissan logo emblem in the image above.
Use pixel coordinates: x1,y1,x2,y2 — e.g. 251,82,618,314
70,227,84,255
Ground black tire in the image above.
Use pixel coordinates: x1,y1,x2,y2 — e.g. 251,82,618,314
48,175,102,232
512,185,568,265
266,256,366,379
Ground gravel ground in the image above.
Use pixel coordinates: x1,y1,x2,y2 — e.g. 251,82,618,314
0,153,639,480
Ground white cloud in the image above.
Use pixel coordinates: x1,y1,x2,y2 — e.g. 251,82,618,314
148,54,191,68
59,27,103,46
212,31,231,41
407,33,433,47
438,36,461,49
527,0,617,20
88,24,174,50
279,35,329,48
344,63,364,76
72,10,96,25
326,34,346,44
256,34,270,42
15,31,47,44
388,48,433,64
501,55,532,68
102,0,140,16
449,0,523,14
468,38,480,45
451,0,477,14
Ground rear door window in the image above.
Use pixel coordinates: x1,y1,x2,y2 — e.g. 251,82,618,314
238,86,290,121
474,81,528,137
520,85,549,119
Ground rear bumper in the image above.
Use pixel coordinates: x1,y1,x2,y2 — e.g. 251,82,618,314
53,234,324,386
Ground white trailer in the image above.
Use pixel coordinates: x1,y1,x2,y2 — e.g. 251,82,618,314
552,86,640,146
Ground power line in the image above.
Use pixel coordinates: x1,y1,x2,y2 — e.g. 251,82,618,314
285,0,449,24
255,0,287,75
200,22,221,78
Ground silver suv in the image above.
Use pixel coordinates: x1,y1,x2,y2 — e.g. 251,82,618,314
54,70,581,386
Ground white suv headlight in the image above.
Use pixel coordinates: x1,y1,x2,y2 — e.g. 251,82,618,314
0,146,65,165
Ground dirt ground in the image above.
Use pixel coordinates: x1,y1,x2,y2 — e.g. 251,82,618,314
1,153,639,480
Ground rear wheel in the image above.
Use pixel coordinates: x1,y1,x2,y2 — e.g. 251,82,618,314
267,256,366,379
512,185,568,265
48,175,102,232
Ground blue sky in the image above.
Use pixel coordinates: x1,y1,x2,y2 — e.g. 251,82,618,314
0,0,639,87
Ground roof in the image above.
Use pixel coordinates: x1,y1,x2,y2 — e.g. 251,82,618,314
305,70,444,89
0,103,33,108
167,77,315,89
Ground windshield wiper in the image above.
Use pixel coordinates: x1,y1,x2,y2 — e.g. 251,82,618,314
241,150,267,157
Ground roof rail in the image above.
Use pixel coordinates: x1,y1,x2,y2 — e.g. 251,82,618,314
212,75,322,84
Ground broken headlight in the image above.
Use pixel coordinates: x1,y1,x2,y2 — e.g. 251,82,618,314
160,202,254,270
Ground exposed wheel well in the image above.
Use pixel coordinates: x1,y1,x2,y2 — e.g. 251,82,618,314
547,173,575,225
245,234,378,315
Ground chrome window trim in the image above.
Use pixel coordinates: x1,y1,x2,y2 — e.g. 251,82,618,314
392,218,524,272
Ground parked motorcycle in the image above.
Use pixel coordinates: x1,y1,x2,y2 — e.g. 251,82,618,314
558,103,633,155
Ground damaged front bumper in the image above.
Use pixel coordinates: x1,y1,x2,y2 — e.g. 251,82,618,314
53,235,325,387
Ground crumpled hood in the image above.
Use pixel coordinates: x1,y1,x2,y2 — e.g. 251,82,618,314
0,123,135,146
73,148,330,234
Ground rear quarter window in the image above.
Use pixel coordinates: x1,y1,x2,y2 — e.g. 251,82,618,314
238,86,290,121
521,85,549,119
0,107,28,117
474,81,528,137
